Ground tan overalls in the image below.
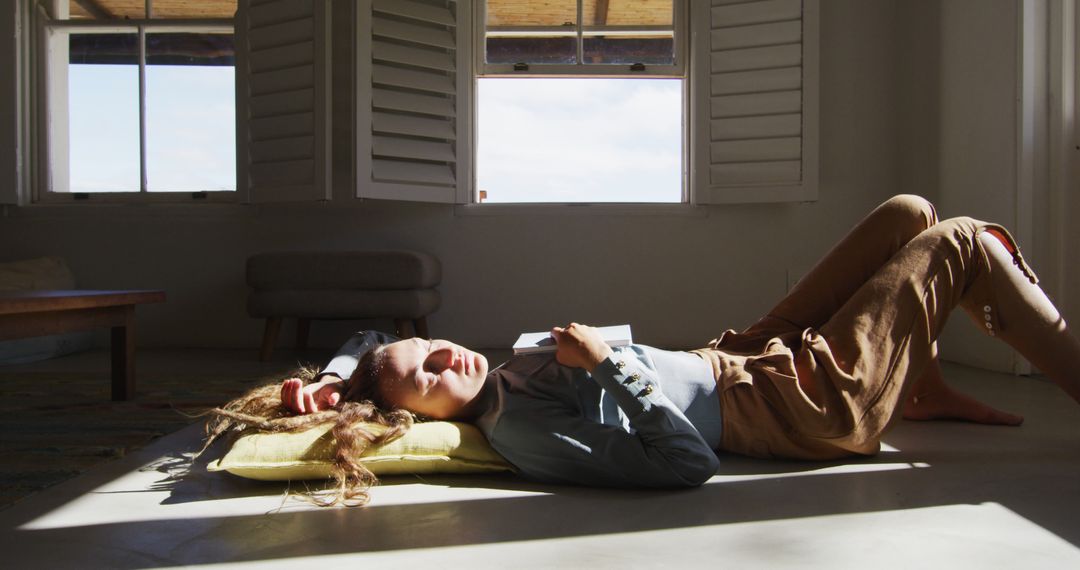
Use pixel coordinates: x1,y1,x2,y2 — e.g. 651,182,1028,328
694,195,1039,460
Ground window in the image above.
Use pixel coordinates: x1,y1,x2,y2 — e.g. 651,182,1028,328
475,0,686,204
35,0,236,199
354,0,817,207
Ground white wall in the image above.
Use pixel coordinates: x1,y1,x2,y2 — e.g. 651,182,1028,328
0,1,18,205
926,0,1076,374
1,0,906,351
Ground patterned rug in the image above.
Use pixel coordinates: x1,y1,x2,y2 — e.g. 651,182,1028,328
0,352,305,511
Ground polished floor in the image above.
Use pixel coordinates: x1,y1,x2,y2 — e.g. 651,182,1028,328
1,349,1079,568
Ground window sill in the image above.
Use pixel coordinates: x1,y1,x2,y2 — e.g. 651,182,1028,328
4,194,250,221
453,202,710,217
35,191,239,205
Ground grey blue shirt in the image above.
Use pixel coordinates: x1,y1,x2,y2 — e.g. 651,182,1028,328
320,337,722,488
473,345,721,488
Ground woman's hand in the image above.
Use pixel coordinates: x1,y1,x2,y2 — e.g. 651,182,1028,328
280,375,344,415
551,322,614,373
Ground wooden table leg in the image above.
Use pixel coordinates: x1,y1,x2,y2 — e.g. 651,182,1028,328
414,317,429,339
111,305,136,401
260,317,282,361
296,317,311,350
394,318,414,338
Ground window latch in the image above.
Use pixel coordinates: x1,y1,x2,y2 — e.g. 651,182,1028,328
630,63,646,72
513,62,529,71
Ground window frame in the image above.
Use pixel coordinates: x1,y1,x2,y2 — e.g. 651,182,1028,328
31,0,236,204
475,0,687,78
469,0,690,206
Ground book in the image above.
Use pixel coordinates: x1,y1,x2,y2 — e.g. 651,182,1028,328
512,324,633,355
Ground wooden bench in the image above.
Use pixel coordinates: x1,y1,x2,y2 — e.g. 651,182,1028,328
0,290,166,401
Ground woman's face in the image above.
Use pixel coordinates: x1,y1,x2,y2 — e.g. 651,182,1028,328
377,338,489,420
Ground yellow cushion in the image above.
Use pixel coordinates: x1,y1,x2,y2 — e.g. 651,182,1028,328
207,421,512,481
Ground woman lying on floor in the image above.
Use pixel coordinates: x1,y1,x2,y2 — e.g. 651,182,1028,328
208,195,1080,504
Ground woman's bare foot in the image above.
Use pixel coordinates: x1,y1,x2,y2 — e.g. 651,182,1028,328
903,385,1024,426
903,348,1024,426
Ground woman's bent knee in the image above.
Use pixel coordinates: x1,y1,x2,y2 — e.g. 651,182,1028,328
872,194,938,239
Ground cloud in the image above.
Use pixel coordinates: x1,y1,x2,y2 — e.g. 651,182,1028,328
477,78,683,202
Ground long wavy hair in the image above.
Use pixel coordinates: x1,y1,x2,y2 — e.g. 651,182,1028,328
202,345,413,506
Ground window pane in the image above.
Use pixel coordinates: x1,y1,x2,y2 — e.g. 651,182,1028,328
146,33,236,192
581,0,672,26
582,0,673,65
486,36,577,64
66,0,144,20
487,0,578,26
486,0,578,64
582,35,674,65
65,0,236,20
150,0,238,19
67,33,140,192
477,78,682,203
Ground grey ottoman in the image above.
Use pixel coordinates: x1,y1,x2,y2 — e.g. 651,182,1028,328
247,250,441,360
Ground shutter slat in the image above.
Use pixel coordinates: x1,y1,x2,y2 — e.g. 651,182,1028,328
373,159,455,185
373,112,456,140
367,182,457,203
710,20,800,51
249,0,312,28
250,40,314,73
250,88,314,117
373,88,456,117
250,64,314,96
373,64,455,94
711,90,801,118
711,114,801,141
711,44,801,73
373,17,455,49
710,161,801,184
249,17,313,50
711,67,801,96
373,0,455,26
252,136,316,163
710,137,800,163
251,112,314,142
251,159,315,188
712,0,801,28
373,41,455,72
374,136,456,162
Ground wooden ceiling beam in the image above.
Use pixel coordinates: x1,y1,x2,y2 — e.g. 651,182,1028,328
594,0,610,26
73,0,115,19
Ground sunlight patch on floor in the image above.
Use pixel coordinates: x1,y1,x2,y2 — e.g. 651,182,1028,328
704,460,930,485
148,502,1080,569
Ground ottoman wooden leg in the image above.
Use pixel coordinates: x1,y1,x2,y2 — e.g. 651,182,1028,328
394,318,414,338
414,317,429,339
296,318,311,350
260,317,282,361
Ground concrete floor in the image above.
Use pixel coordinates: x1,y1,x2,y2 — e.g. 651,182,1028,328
2,350,1080,568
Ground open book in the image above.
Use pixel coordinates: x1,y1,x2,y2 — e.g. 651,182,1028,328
512,324,633,355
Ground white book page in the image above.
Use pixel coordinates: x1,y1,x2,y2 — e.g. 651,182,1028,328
512,324,632,355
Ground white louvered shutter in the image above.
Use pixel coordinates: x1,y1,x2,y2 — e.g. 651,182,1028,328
693,0,819,204
356,0,471,203
236,0,332,202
